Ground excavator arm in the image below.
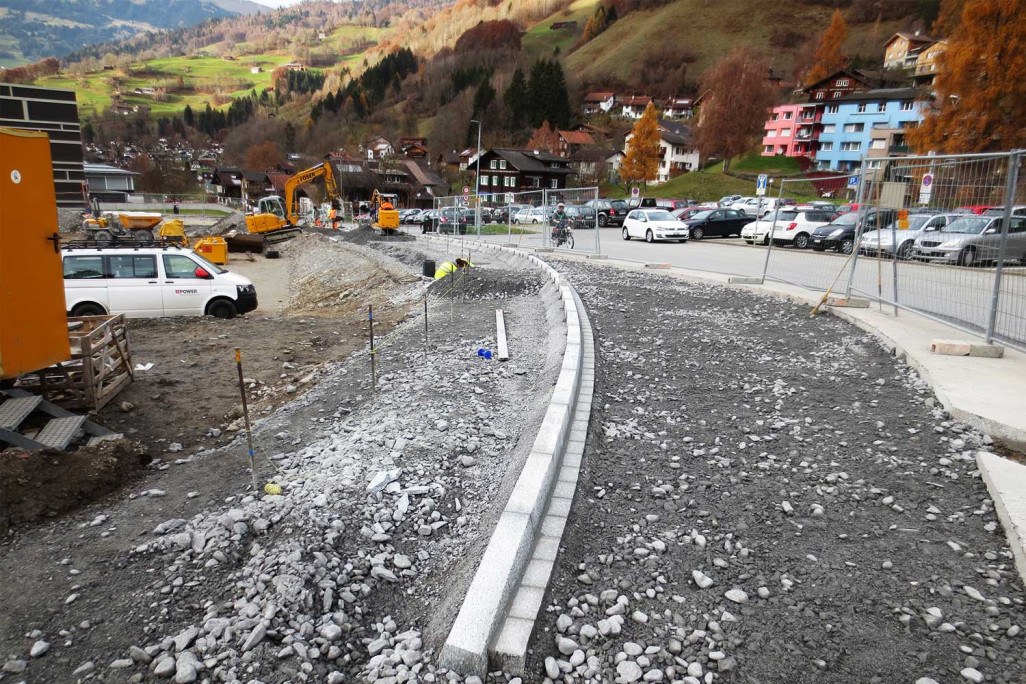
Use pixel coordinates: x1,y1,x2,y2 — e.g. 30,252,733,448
283,162,335,225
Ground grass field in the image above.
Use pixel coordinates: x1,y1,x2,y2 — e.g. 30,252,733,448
602,162,826,203
522,0,599,61
731,153,804,175
33,25,383,118
565,0,905,86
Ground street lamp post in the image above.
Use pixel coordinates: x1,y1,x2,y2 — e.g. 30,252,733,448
471,119,482,236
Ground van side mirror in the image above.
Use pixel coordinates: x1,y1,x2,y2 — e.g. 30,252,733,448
194,267,212,279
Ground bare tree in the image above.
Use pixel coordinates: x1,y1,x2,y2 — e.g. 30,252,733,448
695,48,778,173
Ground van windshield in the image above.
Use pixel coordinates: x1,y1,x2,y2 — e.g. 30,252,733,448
191,252,226,274
942,217,990,234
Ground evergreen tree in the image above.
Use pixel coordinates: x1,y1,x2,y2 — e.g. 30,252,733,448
527,59,571,130
183,104,194,128
504,67,529,129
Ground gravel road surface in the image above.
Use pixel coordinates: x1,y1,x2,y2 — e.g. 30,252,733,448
529,261,1025,684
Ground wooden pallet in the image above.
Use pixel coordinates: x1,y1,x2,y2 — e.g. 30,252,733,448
16,315,133,411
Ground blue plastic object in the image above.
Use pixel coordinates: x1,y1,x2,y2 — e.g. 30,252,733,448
484,350,493,360
477,348,485,357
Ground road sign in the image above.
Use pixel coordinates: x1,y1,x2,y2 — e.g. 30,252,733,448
631,187,640,198
463,186,470,195
505,193,514,203
847,175,859,189
756,174,768,197
919,173,933,204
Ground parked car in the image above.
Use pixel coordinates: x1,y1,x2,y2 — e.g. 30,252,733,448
954,205,997,215
656,199,694,212
674,207,707,222
626,197,658,210
810,208,897,254
733,197,781,217
859,213,954,259
491,205,529,223
582,199,629,226
913,214,1026,266
515,206,551,224
621,209,691,243
742,208,835,247
718,195,742,207
681,208,755,240
433,207,468,234
983,206,1026,217
63,245,257,319
551,205,599,229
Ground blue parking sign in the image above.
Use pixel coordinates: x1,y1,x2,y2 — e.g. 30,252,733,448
847,175,859,188
756,174,768,196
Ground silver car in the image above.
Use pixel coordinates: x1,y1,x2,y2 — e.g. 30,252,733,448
859,213,954,260
913,214,1026,267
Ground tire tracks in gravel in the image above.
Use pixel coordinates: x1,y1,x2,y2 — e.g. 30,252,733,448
527,261,1026,684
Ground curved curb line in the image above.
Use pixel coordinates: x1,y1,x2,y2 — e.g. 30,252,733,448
416,235,588,676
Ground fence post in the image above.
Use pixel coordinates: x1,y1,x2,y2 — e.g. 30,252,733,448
890,205,899,317
593,186,601,254
761,177,785,281
985,150,1023,344
844,154,870,298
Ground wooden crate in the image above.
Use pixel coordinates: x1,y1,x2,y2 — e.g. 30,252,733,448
17,315,133,411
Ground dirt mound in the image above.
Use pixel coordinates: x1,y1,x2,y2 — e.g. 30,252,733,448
428,267,544,300
0,439,151,535
208,211,249,235
339,225,416,245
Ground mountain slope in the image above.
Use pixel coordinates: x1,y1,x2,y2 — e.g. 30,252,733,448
564,0,909,88
0,0,239,65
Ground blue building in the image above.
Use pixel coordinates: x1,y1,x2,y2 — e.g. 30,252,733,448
814,88,923,172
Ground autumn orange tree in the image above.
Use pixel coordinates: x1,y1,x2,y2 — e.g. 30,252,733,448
245,141,283,170
909,0,1026,152
527,121,560,154
933,0,968,35
695,48,778,173
621,102,661,187
805,9,848,84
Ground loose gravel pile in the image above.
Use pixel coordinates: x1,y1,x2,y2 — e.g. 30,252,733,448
0,242,563,684
527,262,1025,684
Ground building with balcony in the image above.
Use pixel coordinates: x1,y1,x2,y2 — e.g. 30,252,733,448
864,125,910,181
884,32,936,71
802,69,872,103
814,88,923,172
762,103,822,157
913,40,947,87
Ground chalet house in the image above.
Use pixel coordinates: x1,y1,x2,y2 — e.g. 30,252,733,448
250,66,262,75
400,136,429,158
583,91,615,114
436,151,462,174
282,62,306,72
620,95,652,119
212,167,244,202
557,129,595,159
569,148,623,185
802,69,872,102
458,147,481,170
364,137,394,160
550,21,577,30
662,97,694,119
474,148,573,194
884,32,936,70
625,120,699,184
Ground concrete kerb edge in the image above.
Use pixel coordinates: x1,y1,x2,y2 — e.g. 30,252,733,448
428,236,589,676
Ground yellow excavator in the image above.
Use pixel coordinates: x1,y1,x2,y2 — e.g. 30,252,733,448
245,162,340,243
371,189,399,234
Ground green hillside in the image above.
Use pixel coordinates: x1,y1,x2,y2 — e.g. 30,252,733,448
566,0,907,86
521,0,599,60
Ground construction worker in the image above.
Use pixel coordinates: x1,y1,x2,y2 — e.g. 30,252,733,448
380,198,394,211
329,205,338,230
433,257,473,279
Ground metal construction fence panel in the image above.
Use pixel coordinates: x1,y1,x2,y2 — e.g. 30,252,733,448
760,173,859,292
429,187,602,254
760,151,1026,351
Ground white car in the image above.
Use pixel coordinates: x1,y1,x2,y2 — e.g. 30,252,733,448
514,207,548,224
63,245,257,318
733,197,782,217
621,209,691,243
859,213,954,259
742,209,834,248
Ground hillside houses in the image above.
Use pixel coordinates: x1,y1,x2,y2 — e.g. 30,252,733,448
625,119,700,184
580,92,697,120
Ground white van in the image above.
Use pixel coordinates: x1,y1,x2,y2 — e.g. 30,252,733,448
62,245,258,319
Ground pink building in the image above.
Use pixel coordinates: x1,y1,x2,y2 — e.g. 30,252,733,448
761,104,821,158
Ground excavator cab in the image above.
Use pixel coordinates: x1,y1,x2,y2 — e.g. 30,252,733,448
256,196,287,219
372,190,400,234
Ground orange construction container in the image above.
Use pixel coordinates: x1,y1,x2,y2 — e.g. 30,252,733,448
0,128,72,379
192,236,229,265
